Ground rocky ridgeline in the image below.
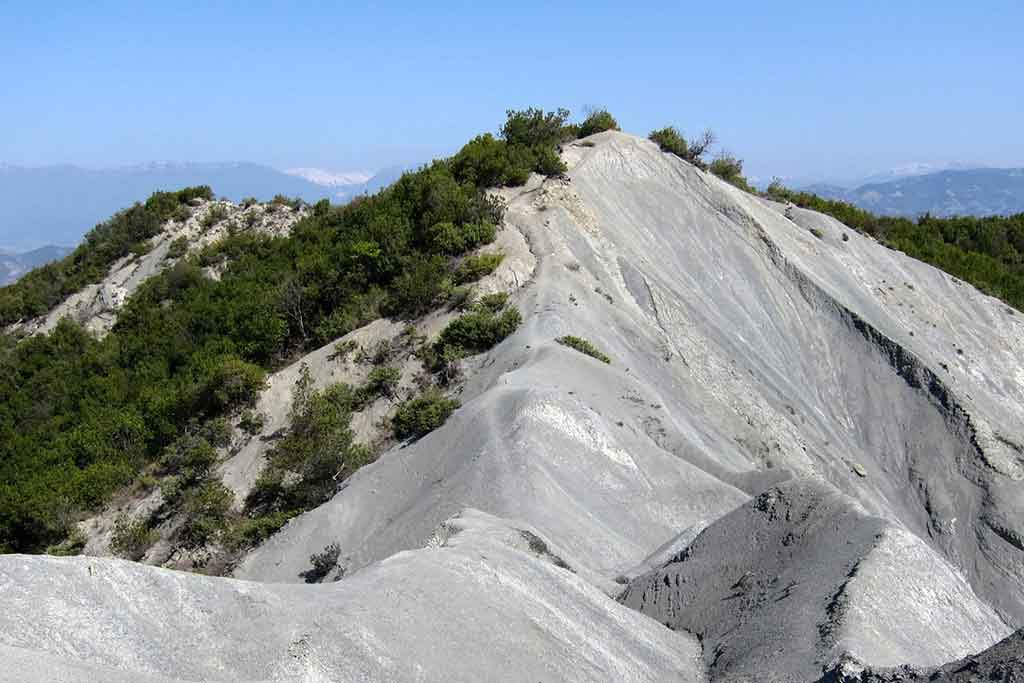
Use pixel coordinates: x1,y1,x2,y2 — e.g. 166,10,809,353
1,132,1022,681
8,197,307,338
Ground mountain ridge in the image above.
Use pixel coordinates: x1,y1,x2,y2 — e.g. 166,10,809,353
1,120,1021,680
803,167,1024,217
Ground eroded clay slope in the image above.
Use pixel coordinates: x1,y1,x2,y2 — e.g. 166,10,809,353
0,511,704,682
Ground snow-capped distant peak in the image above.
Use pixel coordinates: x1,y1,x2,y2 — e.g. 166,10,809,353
284,167,374,187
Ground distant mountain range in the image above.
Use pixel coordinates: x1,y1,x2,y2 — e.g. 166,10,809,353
0,162,406,251
801,167,1024,218
0,245,72,285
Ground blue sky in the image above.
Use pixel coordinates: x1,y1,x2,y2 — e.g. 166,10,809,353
1,1,1022,182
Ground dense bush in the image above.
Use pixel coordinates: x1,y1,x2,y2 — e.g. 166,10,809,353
454,252,504,284
177,480,233,549
648,127,716,169
245,369,368,517
449,107,575,186
392,390,460,440
435,301,521,354
649,127,689,157
577,108,620,138
556,335,612,364
708,155,753,192
110,515,157,560
301,542,341,583
424,220,496,255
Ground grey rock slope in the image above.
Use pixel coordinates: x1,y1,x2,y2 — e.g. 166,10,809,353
0,511,703,682
2,131,1023,680
619,479,1010,681
845,630,1024,682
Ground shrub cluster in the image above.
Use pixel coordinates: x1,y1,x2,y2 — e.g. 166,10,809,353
453,253,504,284
435,296,521,354
244,366,368,519
392,389,460,440
556,335,612,364
708,155,754,192
576,108,620,138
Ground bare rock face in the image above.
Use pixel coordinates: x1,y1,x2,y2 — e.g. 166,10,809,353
2,131,1023,681
619,479,1011,681
0,511,704,682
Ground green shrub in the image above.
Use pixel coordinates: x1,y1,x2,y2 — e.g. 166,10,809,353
393,389,460,440
577,109,620,137
445,285,474,311
454,253,504,284
245,378,367,516
476,292,508,312
197,357,266,415
708,154,753,192
201,205,229,229
810,228,825,239
355,366,401,406
649,127,716,169
224,510,296,550
45,527,86,557
450,135,527,188
424,221,496,255
301,542,342,583
110,515,157,560
385,254,448,318
502,107,572,148
436,303,521,354
649,127,688,157
239,410,266,435
556,335,612,364
158,433,217,487
167,236,189,259
177,480,233,549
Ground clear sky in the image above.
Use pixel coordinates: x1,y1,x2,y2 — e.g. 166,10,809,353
2,1,1022,182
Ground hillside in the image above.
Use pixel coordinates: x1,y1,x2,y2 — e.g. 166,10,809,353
806,167,1024,218
0,115,1021,680
0,162,388,252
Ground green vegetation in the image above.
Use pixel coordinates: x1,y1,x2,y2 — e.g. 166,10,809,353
708,154,754,192
244,366,369,519
110,515,158,561
453,252,504,284
577,108,620,138
435,298,521,354
449,107,576,186
201,204,229,229
648,127,715,169
392,390,460,440
556,335,612,364
167,236,190,259
301,542,342,583
0,108,563,553
766,182,1024,311
0,186,212,325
